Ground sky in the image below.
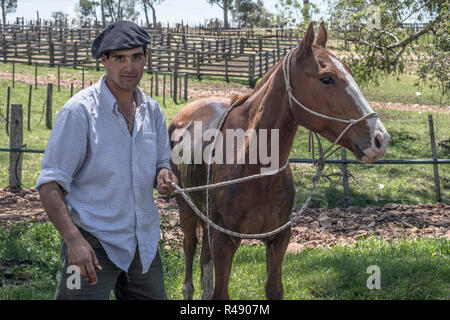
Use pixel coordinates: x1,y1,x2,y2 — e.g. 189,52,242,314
7,0,286,25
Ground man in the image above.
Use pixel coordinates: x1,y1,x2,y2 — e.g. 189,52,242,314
36,21,178,300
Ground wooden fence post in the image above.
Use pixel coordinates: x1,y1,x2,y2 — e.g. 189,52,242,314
34,63,38,89
184,73,188,101
148,48,153,72
46,83,53,129
155,71,159,96
163,73,166,107
224,53,229,82
173,50,179,103
82,68,85,89
150,75,153,97
196,52,201,80
12,62,15,88
27,84,32,131
9,104,23,189
6,86,10,136
74,41,78,69
428,114,441,202
248,55,255,88
57,65,60,91
49,42,55,67
27,39,32,65
341,147,350,208
2,35,7,62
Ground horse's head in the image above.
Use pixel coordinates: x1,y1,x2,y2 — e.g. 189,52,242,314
286,22,389,163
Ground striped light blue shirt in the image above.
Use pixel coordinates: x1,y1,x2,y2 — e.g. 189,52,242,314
36,75,171,273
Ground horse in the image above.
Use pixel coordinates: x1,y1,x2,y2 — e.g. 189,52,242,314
168,22,390,300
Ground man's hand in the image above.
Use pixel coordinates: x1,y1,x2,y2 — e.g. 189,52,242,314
38,181,102,286
156,168,178,195
66,236,102,286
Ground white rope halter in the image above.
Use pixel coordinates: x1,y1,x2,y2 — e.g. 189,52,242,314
282,45,379,159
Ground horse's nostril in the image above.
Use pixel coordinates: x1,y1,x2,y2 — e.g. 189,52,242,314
374,135,382,149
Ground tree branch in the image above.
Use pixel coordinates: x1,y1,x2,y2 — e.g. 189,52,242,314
387,14,442,49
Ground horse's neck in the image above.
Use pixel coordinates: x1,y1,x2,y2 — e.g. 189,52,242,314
246,67,298,168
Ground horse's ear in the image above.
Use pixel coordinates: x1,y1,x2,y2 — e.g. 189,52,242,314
297,22,314,57
315,21,327,48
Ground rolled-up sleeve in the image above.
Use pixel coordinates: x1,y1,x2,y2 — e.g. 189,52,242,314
155,108,172,172
36,107,88,193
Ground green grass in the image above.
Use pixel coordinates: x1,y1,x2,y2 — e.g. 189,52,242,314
1,222,448,300
359,72,448,107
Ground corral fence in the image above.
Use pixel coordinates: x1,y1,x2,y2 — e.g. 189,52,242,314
1,104,447,205
0,21,433,88
0,23,300,87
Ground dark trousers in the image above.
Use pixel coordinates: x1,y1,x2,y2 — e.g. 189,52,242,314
55,227,168,300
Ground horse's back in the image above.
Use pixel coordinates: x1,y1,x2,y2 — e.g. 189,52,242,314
169,97,230,139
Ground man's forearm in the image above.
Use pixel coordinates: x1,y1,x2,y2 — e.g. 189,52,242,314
38,181,83,245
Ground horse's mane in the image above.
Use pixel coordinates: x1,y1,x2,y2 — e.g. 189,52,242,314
229,57,285,107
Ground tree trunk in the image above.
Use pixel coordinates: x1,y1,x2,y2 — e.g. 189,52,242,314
142,0,150,27
107,0,117,21
101,0,106,25
1,1,6,25
117,0,122,20
223,0,228,29
303,0,310,22
149,3,156,27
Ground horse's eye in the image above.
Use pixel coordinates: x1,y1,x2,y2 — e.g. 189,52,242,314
320,75,334,85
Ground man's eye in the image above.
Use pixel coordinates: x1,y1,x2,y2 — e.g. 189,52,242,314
133,55,142,61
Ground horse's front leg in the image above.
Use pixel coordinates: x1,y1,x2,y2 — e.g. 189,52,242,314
265,227,291,300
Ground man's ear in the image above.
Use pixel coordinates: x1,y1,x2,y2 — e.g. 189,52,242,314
100,53,108,66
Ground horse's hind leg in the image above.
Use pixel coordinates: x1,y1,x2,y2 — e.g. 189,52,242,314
200,222,213,300
265,227,291,300
211,231,241,300
176,194,198,300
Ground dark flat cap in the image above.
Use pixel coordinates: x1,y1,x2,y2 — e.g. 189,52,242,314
91,21,151,59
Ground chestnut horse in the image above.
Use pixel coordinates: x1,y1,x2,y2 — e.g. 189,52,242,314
168,22,389,300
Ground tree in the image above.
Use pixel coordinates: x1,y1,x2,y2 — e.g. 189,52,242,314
273,0,318,27
1,0,17,24
103,0,139,22
230,0,271,28
207,0,233,28
328,0,449,100
52,11,69,24
141,0,164,28
79,0,99,24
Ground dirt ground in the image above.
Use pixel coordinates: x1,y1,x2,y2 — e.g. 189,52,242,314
1,187,448,253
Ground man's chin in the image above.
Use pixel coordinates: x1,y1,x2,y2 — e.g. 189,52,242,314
118,81,140,90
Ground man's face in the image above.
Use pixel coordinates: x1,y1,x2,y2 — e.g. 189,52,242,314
101,47,147,91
